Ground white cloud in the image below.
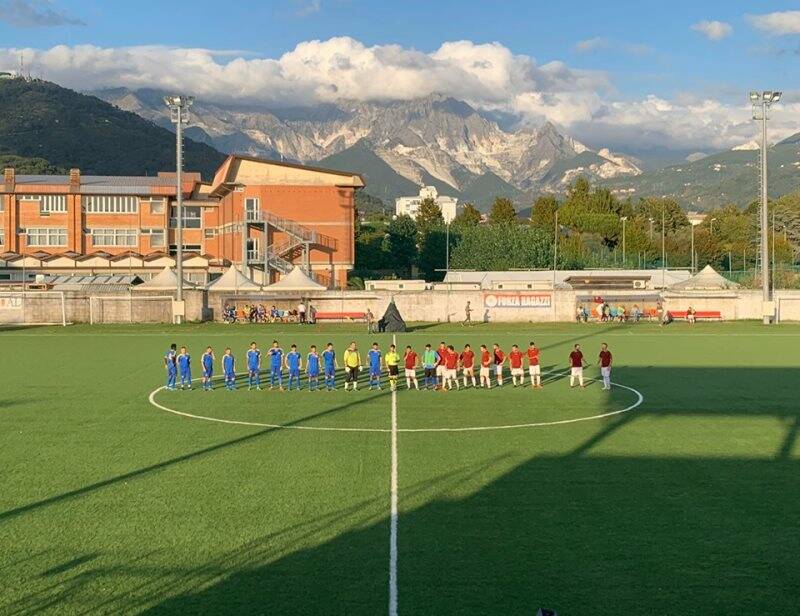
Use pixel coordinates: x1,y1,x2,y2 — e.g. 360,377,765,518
573,37,608,53
0,38,796,151
0,0,84,27
747,11,800,36
573,37,652,55
691,20,733,41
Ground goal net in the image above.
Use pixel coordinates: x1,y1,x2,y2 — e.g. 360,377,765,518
0,291,68,326
89,295,174,324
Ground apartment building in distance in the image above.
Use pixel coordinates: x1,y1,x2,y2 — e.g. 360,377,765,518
0,155,364,287
395,185,458,224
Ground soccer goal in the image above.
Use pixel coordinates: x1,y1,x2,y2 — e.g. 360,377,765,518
0,291,68,326
776,296,800,322
88,295,174,324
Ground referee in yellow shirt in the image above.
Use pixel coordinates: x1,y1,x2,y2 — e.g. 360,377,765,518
343,341,361,391
384,344,400,391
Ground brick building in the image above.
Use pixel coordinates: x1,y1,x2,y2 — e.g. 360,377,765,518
0,155,364,287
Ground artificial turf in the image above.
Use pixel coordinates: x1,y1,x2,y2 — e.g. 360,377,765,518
1,321,798,615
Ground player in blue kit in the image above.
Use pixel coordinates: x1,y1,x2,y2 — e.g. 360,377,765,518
246,341,261,390
285,344,302,391
306,345,321,391
222,347,236,390
368,342,382,390
268,340,284,390
201,346,214,391
177,346,192,389
322,342,337,391
164,343,177,390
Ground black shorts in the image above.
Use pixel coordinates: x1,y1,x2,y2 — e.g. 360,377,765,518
346,366,359,382
388,364,399,376
424,367,435,379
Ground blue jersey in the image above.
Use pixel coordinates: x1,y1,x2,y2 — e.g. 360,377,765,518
322,349,335,367
223,354,235,375
268,347,284,368
307,353,320,374
177,353,190,372
286,351,301,371
202,353,213,370
165,349,177,370
368,349,382,370
246,348,260,370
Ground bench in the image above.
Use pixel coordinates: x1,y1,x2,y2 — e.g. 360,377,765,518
668,310,722,321
314,311,367,322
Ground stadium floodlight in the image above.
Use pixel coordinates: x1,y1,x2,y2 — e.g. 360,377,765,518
163,95,194,324
750,89,782,324
620,216,628,266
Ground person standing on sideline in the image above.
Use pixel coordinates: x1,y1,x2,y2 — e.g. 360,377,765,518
343,341,362,391
246,341,261,390
527,341,542,389
298,300,307,324
421,343,438,390
365,308,375,334
177,346,192,390
222,348,236,391
164,343,177,390
201,346,215,391
404,345,419,390
463,301,473,326
599,343,613,390
569,344,586,388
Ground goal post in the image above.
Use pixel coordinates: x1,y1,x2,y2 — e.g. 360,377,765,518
0,291,68,326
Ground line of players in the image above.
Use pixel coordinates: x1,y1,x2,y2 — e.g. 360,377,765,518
163,340,613,392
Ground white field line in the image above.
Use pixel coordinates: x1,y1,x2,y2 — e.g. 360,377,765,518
147,370,644,434
389,334,399,616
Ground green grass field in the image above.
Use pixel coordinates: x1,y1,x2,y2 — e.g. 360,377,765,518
1,321,799,615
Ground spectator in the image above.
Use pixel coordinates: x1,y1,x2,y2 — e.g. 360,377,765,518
631,305,641,323
269,305,279,323
576,306,584,323
298,300,307,324
366,308,375,333
307,304,317,324
687,306,696,324
463,301,473,326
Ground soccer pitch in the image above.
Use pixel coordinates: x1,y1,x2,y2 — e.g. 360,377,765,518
1,322,798,615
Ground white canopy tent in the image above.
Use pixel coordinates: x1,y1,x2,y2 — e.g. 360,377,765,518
137,266,198,290
206,265,261,291
264,266,326,292
669,265,739,291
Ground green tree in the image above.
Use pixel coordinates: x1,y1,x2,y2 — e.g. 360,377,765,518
453,202,482,228
450,224,553,270
488,197,517,224
415,197,444,239
418,226,448,281
385,215,418,277
530,194,559,230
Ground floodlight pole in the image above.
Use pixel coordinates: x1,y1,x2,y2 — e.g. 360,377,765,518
164,95,194,324
620,216,627,267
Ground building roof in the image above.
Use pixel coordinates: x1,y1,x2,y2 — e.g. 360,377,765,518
4,174,197,196
443,269,692,289
44,274,143,291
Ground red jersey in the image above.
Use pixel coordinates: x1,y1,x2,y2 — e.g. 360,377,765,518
404,351,418,370
569,350,584,368
444,350,458,370
509,350,523,369
599,350,612,368
480,350,491,367
493,349,505,365
527,347,540,366
436,347,448,366
460,350,475,369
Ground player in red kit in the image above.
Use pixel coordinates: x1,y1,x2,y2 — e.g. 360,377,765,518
598,342,613,390
527,341,542,389
479,344,492,389
508,344,524,387
443,345,460,390
569,343,586,388
493,343,506,386
435,341,448,390
404,345,419,390
460,344,476,388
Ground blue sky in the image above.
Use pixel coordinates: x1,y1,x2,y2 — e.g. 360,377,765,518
1,0,799,149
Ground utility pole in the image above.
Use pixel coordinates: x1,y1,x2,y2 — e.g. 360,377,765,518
751,90,781,324
164,95,194,324
620,216,627,268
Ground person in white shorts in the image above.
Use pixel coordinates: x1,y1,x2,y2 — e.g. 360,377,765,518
492,343,506,386
403,345,419,390
508,344,524,387
569,343,585,388
527,341,542,389
598,342,613,390
479,344,492,389
460,344,477,388
443,345,460,390
435,341,447,390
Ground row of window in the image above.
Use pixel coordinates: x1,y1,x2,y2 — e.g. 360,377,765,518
12,195,167,214
21,228,168,247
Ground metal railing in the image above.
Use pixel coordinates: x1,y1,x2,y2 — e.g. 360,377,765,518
244,209,337,250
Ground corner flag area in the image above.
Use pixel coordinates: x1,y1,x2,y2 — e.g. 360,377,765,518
1,322,798,614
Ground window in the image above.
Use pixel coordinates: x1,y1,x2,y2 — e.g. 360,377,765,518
90,228,138,247
27,228,67,246
168,244,201,256
169,206,201,228
204,228,216,238
82,195,138,214
19,194,67,213
245,197,260,221
0,228,4,244
141,228,165,248
142,198,165,214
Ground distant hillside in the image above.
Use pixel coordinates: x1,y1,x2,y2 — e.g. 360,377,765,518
0,79,225,178
601,142,800,210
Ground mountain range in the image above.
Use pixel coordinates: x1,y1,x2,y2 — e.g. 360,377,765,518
94,88,642,209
